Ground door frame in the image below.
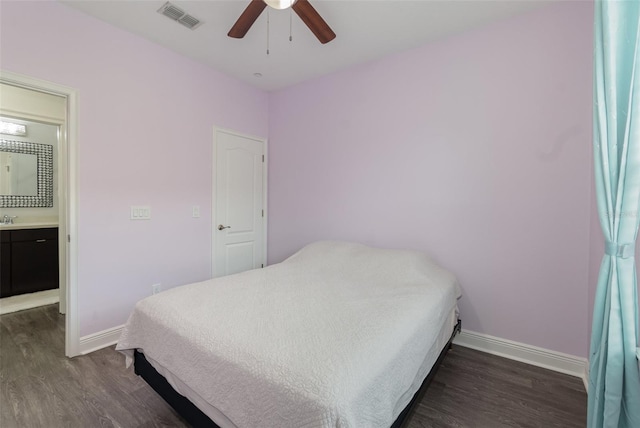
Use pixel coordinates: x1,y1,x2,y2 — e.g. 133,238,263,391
0,70,79,357
211,127,268,278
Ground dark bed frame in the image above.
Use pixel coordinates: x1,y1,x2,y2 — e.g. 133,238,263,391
134,319,462,428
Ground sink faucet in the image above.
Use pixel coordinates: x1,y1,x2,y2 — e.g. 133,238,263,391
1,215,17,225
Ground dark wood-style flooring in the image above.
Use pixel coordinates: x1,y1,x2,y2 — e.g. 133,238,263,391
0,304,587,427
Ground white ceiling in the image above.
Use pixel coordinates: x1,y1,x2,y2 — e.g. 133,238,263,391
60,0,547,92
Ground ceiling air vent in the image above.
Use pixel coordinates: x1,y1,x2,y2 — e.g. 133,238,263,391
178,14,201,30
157,2,202,30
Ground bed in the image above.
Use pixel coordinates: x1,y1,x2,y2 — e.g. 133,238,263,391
116,241,461,428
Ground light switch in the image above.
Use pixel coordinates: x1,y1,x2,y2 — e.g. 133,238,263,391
192,205,200,218
131,205,151,220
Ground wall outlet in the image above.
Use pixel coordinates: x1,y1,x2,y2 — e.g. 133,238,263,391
192,205,200,218
152,283,161,295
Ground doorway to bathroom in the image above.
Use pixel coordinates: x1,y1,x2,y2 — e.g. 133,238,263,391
0,71,79,357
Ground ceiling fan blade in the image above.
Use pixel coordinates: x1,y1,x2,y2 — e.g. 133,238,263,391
228,0,267,39
292,0,336,44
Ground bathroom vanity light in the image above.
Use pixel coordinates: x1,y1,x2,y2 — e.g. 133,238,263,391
0,121,27,137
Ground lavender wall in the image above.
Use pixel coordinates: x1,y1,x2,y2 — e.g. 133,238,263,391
1,0,598,358
268,2,594,357
0,1,269,336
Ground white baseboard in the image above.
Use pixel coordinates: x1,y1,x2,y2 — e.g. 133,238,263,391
453,329,588,391
583,363,589,393
79,324,124,355
0,289,60,315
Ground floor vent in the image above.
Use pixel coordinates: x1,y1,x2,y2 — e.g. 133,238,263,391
157,2,202,30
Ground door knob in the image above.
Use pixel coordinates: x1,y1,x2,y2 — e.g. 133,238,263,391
218,224,231,231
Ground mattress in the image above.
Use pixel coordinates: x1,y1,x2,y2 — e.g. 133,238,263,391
117,241,461,428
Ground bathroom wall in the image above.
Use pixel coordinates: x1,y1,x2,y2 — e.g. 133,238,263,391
1,83,66,223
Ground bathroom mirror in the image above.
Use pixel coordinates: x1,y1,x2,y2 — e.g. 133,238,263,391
0,139,53,208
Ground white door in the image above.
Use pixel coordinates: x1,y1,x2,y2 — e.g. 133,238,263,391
213,129,266,277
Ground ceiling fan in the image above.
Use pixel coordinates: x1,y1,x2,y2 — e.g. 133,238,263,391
228,0,336,44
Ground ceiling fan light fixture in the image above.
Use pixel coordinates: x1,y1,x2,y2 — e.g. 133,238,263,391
264,0,297,10
228,0,334,44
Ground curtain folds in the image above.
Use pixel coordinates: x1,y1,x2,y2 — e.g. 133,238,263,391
588,1,640,427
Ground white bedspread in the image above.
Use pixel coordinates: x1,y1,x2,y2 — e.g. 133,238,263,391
116,241,461,428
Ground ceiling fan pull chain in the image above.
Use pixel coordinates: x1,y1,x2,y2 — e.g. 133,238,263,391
289,8,293,42
266,9,270,55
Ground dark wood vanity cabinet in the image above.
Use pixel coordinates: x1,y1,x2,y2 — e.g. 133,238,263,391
0,228,59,298
1,237,9,297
